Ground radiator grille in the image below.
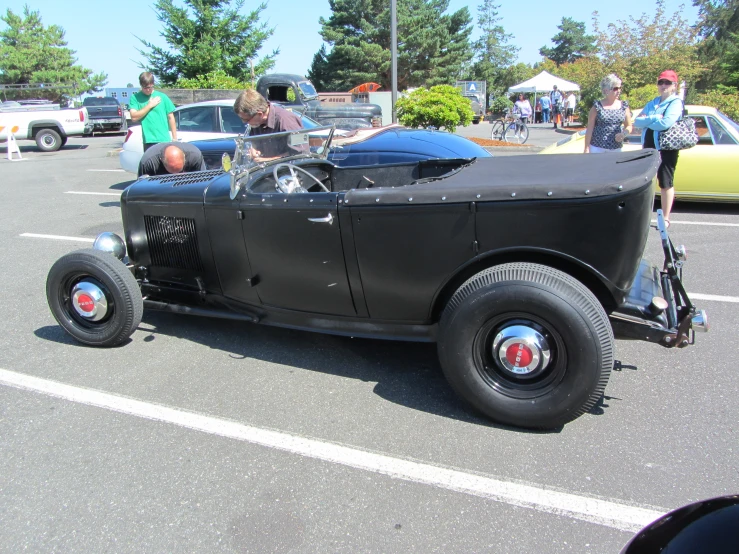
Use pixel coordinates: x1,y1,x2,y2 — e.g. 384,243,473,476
145,169,222,187
144,215,204,271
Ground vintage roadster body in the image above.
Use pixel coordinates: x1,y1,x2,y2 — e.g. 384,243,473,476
46,128,707,429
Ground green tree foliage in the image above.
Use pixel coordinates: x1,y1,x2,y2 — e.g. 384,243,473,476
396,84,473,130
469,0,519,99
175,69,249,89
311,0,474,92
721,33,739,87
695,85,739,120
307,45,340,91
0,6,107,100
625,84,659,108
539,17,597,66
592,0,702,89
138,0,278,86
692,0,739,88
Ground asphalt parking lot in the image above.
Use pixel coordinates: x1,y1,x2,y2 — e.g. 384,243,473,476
1,134,738,553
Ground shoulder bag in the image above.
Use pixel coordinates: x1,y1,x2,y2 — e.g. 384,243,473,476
658,99,698,150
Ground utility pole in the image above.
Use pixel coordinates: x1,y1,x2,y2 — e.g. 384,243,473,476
391,0,398,123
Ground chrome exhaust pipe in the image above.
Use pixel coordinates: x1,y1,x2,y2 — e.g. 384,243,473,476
691,309,709,332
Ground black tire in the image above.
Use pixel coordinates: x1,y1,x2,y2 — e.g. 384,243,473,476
60,135,68,147
438,262,613,429
35,128,62,152
46,249,143,347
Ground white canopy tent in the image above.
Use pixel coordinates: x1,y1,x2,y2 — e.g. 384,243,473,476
508,71,580,122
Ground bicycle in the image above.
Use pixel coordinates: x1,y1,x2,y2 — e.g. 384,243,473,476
491,110,529,144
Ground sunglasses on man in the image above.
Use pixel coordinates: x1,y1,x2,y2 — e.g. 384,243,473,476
657,79,674,86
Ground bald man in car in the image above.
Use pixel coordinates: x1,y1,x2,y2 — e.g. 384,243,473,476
137,142,206,177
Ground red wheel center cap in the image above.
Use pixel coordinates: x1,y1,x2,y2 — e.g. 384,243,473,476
77,293,95,312
505,342,534,368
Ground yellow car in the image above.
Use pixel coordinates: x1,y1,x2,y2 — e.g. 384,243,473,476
540,105,739,202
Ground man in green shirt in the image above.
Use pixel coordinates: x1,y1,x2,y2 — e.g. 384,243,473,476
129,72,177,151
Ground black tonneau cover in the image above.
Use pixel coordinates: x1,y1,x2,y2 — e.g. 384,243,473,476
344,150,659,206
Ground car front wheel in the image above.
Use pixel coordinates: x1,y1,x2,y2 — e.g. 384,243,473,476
438,262,613,429
46,249,143,347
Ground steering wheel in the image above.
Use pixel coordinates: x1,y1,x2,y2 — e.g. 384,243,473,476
272,163,329,193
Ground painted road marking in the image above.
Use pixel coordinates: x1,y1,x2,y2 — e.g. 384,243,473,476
65,191,121,196
651,219,739,228
0,367,664,533
86,169,125,172
20,233,94,243
687,293,739,303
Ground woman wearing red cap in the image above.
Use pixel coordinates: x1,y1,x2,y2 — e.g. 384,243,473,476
633,70,683,225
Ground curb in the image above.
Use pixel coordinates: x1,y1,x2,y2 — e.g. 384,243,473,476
484,145,542,154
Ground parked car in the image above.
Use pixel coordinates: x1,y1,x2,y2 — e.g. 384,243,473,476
540,105,739,202
47,128,706,430
119,99,247,173
622,495,739,553
464,94,484,124
119,99,491,173
192,122,492,169
82,96,126,134
0,104,92,151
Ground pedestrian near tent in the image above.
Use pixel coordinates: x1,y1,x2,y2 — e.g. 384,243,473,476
583,74,633,154
550,85,564,129
129,72,177,152
137,142,206,178
539,95,551,123
633,69,684,226
513,94,533,124
565,91,577,125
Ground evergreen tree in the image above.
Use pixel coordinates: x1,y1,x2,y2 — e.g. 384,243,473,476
539,17,597,66
307,45,342,91
137,0,278,86
470,0,519,98
693,0,739,88
0,6,107,99
310,0,473,91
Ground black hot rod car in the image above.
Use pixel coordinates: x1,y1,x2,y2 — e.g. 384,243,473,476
46,127,707,429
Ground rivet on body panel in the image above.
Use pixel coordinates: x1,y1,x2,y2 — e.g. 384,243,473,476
441,196,446,201
618,185,624,191
408,197,413,201
547,192,553,196
511,192,516,197
476,194,481,199
585,190,590,195
376,198,380,202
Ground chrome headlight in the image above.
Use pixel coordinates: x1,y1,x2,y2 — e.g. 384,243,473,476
93,232,126,260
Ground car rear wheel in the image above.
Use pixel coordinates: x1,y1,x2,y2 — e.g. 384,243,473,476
438,263,613,429
46,249,143,347
35,128,62,152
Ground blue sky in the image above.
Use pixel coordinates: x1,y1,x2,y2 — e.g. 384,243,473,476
2,0,699,88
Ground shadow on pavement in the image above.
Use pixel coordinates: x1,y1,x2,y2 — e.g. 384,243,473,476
35,310,566,432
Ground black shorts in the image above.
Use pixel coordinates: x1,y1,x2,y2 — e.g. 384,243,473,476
565,108,574,117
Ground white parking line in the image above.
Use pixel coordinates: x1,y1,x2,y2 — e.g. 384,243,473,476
0,367,664,533
688,292,739,303
86,169,125,172
65,191,121,196
651,219,739,227
19,233,94,243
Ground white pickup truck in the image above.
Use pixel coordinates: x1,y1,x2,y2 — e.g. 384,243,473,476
0,104,93,152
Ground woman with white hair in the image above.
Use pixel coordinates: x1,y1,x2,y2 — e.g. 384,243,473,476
583,74,633,153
